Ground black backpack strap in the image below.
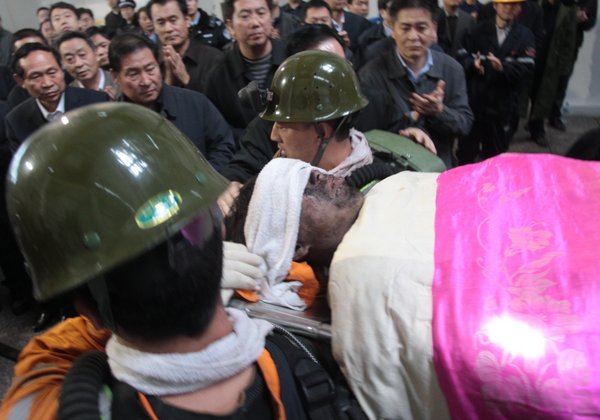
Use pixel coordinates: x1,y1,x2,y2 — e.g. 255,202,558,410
265,327,368,420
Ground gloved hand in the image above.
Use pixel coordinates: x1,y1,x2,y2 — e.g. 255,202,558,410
221,241,264,305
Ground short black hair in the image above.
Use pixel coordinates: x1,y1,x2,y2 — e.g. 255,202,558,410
225,177,258,245
388,0,439,21
50,2,78,16
109,32,160,72
12,43,62,78
86,25,116,40
55,31,96,52
147,0,188,20
37,6,50,14
10,28,47,51
222,0,273,21
302,0,333,20
76,7,95,19
285,24,344,57
137,5,150,17
378,0,391,10
98,229,223,341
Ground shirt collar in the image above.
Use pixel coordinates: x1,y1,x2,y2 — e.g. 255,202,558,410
36,92,65,120
443,7,458,17
395,48,433,83
383,23,393,37
332,12,345,32
190,9,200,26
98,69,106,90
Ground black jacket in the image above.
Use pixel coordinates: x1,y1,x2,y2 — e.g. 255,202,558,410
220,117,275,182
463,21,536,120
205,40,286,143
152,85,235,171
437,9,475,59
340,11,373,52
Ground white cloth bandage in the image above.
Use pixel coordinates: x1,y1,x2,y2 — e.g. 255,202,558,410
106,308,273,395
244,159,319,310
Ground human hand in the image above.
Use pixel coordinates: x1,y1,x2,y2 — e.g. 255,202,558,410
487,52,503,72
104,85,117,101
576,8,588,23
221,241,264,304
474,51,485,75
399,127,437,154
163,45,190,86
217,181,242,217
410,80,445,116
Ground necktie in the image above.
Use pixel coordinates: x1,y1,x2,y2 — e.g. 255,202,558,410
447,15,458,43
47,111,64,122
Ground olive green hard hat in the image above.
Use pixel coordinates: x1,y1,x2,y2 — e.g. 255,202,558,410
261,50,369,123
6,102,227,301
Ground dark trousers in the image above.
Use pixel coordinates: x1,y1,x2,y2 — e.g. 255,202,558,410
457,116,510,164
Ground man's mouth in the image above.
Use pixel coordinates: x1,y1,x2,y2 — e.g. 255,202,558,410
42,90,60,100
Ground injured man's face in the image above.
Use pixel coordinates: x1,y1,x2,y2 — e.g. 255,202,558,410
296,170,364,263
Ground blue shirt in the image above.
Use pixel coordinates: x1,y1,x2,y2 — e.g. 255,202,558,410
396,48,434,83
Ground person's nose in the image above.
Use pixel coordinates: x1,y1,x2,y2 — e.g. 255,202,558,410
249,12,261,27
139,71,152,86
41,74,54,88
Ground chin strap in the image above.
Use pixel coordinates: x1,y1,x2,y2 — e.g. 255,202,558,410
310,115,350,168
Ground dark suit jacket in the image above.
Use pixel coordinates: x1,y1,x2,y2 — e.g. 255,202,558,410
341,11,373,52
5,87,108,153
0,66,15,102
155,85,235,171
479,0,544,49
437,9,475,59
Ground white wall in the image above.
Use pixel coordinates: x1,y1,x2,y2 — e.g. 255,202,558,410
1,0,598,114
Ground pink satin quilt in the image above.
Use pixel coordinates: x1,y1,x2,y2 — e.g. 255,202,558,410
433,153,600,419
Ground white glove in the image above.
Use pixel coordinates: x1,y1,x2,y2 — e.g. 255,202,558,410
221,241,264,305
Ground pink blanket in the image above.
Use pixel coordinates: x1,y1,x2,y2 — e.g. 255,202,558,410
433,153,600,418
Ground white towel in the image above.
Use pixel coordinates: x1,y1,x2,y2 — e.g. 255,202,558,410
244,159,318,310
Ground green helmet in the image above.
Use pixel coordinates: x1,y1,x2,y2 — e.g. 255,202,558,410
6,102,227,301
261,50,369,123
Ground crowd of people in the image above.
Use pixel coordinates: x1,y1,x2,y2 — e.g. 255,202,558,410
0,0,599,417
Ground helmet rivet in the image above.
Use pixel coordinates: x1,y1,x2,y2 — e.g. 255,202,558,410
195,172,208,184
83,232,101,250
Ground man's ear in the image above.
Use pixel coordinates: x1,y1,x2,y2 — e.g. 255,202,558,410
225,20,235,41
293,243,311,261
13,73,24,87
318,121,334,139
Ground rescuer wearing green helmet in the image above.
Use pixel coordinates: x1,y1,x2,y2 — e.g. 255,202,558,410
0,102,299,419
219,34,438,212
